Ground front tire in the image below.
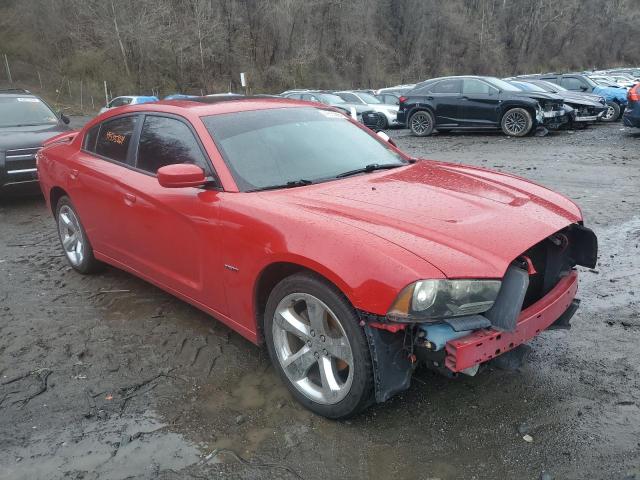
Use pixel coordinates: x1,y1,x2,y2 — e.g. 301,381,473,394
56,196,102,274
501,108,533,137
409,110,434,136
601,101,620,122
264,272,374,419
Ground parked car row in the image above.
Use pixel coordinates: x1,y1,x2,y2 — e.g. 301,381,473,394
375,69,639,137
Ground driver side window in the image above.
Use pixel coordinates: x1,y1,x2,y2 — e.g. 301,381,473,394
136,115,210,175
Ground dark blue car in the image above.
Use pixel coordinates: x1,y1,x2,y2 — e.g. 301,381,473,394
623,84,640,128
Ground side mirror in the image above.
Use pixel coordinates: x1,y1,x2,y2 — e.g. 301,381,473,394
376,130,397,147
60,113,70,124
580,85,588,91
157,163,206,188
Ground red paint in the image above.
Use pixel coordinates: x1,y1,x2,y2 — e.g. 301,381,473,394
444,270,579,372
369,322,406,333
157,164,206,188
37,99,583,346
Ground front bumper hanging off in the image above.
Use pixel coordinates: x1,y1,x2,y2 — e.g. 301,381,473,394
444,270,578,372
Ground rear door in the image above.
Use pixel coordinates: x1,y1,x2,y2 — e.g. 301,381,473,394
427,79,463,125
116,113,227,312
70,114,140,261
459,78,501,126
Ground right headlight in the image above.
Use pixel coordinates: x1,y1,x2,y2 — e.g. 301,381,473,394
387,279,502,323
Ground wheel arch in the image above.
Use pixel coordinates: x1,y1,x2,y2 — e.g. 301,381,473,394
499,102,537,123
253,261,355,344
49,186,69,216
407,105,436,124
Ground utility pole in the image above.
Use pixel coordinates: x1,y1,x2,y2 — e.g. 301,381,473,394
104,80,109,105
4,54,12,84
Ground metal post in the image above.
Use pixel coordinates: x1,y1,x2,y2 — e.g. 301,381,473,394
4,54,12,83
80,80,83,112
104,80,109,105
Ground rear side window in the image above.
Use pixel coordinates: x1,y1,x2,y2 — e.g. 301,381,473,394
136,115,208,174
430,79,462,94
94,115,138,163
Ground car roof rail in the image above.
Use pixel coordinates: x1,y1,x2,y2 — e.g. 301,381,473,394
0,87,32,94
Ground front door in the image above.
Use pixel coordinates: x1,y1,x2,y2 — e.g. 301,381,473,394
459,78,502,127
117,113,227,313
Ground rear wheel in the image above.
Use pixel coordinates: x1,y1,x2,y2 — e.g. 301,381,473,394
56,196,102,274
409,110,434,136
601,101,620,122
264,273,374,418
501,108,533,137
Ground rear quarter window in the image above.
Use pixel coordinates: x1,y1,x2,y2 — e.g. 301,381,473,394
94,115,138,163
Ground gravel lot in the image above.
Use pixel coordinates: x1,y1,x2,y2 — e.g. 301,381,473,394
1,121,639,480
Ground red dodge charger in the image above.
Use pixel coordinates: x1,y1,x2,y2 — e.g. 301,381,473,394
37,97,597,418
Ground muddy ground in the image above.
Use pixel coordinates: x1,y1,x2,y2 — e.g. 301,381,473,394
1,121,639,480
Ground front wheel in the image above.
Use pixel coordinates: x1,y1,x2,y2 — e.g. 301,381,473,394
601,102,620,122
264,273,374,418
409,110,434,136
501,108,533,137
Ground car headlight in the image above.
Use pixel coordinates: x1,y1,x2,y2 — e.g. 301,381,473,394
387,279,502,322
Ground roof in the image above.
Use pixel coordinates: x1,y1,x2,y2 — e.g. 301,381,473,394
97,96,317,120
0,88,33,96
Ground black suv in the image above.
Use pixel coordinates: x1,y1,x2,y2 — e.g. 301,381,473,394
397,76,567,137
1,89,70,194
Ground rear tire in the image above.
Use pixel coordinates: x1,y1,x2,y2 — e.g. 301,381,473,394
264,272,374,419
409,110,434,136
55,196,102,274
501,108,533,137
601,102,620,122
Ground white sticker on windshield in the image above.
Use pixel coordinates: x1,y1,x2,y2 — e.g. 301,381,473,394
16,97,41,103
319,110,347,119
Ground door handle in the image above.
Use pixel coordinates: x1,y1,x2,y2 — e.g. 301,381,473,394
124,193,137,206
461,96,469,100
69,169,79,180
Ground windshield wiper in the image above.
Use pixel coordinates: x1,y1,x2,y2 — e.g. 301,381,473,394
250,179,314,192
336,163,402,178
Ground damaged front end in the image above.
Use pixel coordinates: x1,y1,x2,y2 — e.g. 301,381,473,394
360,223,597,404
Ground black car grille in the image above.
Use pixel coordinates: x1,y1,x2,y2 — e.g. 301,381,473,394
5,147,40,172
361,111,384,130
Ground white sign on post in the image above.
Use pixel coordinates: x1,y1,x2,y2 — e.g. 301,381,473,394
240,72,246,87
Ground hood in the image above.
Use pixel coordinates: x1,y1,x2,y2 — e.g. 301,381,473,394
266,161,581,279
594,85,628,102
0,123,70,151
511,91,564,103
560,92,605,105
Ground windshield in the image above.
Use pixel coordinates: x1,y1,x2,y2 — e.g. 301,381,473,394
0,96,59,128
485,78,520,92
203,107,406,191
356,92,382,104
510,81,546,92
318,93,346,105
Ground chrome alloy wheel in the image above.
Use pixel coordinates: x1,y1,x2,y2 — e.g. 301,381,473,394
272,293,354,405
57,205,85,267
410,112,431,134
602,104,616,121
503,110,528,135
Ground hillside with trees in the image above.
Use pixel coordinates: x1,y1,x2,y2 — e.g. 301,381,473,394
1,0,638,109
